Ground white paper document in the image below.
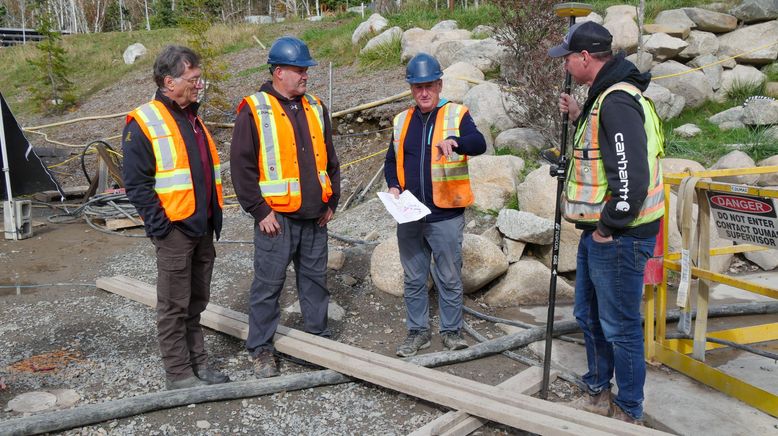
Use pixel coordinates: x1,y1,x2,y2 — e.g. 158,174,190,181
377,191,431,224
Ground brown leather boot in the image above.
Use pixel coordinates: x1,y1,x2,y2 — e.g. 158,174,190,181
253,349,280,378
611,405,645,426
567,390,612,416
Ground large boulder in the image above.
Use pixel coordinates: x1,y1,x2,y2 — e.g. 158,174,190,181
668,192,733,274
604,18,640,54
756,155,778,186
370,237,410,297
643,33,688,61
429,29,473,55
496,209,554,245
730,0,778,23
604,5,637,22
516,165,557,220
674,123,702,138
463,82,518,133
643,23,690,39
678,30,720,60
742,97,778,126
644,82,686,121
651,60,713,108
401,27,430,62
661,158,706,176
537,221,582,273
744,248,778,271
468,154,525,211
709,105,744,126
431,20,458,31
709,150,759,184
717,65,767,99
494,128,547,153
123,43,147,65
576,12,604,25
461,233,509,293
688,54,723,90
654,9,697,34
360,26,402,54
485,258,574,307
441,62,483,103
717,21,778,65
626,51,653,73
352,13,389,44
434,38,506,73
682,8,738,33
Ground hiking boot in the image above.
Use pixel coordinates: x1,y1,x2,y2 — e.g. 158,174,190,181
441,331,468,351
540,147,561,165
253,349,280,378
611,405,644,426
396,330,431,357
193,365,230,385
567,390,612,417
166,375,209,390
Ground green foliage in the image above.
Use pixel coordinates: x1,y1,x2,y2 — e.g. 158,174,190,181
764,63,778,82
152,0,178,28
389,2,500,30
725,79,766,102
27,10,76,113
180,0,231,118
302,16,362,66
358,36,402,71
0,4,8,27
103,1,130,32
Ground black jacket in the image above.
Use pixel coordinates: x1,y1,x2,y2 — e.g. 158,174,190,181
230,81,340,222
384,100,486,223
122,90,223,239
575,53,660,238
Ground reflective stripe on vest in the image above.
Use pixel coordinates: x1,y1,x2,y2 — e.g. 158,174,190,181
563,82,665,226
392,102,474,208
127,100,224,222
243,91,331,212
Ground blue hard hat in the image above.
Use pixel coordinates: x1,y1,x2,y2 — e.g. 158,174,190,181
267,36,317,67
405,53,443,84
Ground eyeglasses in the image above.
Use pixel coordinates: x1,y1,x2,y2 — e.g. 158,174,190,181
175,75,204,86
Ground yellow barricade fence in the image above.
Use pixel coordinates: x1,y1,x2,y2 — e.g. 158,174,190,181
645,165,778,418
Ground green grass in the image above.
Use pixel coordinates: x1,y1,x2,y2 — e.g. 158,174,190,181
358,36,402,71
301,16,363,67
588,0,739,21
389,2,500,31
726,79,766,102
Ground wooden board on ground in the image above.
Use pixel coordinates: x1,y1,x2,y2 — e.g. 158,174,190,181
96,276,666,436
408,366,557,436
33,185,89,202
105,217,143,230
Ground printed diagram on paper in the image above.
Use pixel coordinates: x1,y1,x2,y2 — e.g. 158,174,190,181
377,191,431,224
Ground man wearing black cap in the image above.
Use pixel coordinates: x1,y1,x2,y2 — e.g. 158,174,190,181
231,36,340,378
548,21,665,424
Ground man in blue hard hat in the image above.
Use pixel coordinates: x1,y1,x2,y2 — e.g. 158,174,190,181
231,36,341,378
385,53,486,357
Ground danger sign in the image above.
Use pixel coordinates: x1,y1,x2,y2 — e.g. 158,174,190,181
707,191,778,248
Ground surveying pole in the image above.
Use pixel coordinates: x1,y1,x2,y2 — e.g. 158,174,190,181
540,2,593,400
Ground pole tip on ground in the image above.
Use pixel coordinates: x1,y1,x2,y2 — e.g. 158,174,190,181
553,2,593,18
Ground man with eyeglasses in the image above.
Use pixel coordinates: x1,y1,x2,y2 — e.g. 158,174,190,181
123,45,229,390
231,36,340,378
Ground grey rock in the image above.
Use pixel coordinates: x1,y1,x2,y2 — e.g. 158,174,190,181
122,43,147,65
196,421,211,430
604,5,637,22
674,123,702,138
757,155,778,186
710,150,759,184
480,225,503,247
501,238,526,263
576,11,604,25
717,21,778,65
643,23,691,39
434,38,507,73
370,237,410,297
485,258,574,307
744,247,778,270
401,27,431,62
360,26,402,54
285,300,346,321
461,233,509,294
655,9,697,33
494,128,547,153
645,82,686,121
352,13,389,44
688,54,723,90
742,98,778,126
604,17,640,54
441,61,483,103
643,33,688,61
537,221,582,273
719,120,747,130
328,250,345,270
661,158,706,176
679,30,720,59
51,389,80,408
651,60,713,108
7,391,58,413
463,82,518,133
682,7,738,32
431,20,458,31
469,154,524,211
496,209,554,245
626,51,653,73
472,25,494,38
516,165,557,220
730,0,778,23
709,106,744,125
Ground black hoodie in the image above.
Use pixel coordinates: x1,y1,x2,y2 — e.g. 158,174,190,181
574,53,660,238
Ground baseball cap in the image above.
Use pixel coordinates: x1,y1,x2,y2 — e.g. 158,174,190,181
548,21,613,58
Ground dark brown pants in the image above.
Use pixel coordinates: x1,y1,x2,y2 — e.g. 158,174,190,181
151,227,215,381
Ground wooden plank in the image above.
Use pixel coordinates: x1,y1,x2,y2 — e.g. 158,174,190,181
96,276,666,436
409,366,556,436
32,185,89,202
105,217,143,231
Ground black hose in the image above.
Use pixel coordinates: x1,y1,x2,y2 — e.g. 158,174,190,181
81,140,115,184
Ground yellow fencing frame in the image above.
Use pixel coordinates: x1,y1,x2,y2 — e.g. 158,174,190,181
645,166,778,418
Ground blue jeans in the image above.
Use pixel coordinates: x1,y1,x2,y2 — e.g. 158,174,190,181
397,215,465,333
574,230,655,420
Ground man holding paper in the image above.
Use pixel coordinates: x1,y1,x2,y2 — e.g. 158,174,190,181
384,53,486,357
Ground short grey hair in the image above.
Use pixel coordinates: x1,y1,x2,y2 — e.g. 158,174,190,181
153,45,201,88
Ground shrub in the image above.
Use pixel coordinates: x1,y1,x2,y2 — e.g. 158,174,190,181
27,10,76,113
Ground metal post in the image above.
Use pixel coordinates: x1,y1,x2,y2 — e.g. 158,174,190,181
328,61,333,124
0,97,18,240
540,2,592,400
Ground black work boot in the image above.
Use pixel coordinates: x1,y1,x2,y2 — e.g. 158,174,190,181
193,365,230,384
253,349,280,378
396,330,432,357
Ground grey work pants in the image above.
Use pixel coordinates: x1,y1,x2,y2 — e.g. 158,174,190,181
247,214,330,356
397,214,465,333
151,227,215,381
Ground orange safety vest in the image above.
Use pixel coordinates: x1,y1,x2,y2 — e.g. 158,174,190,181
392,102,473,208
127,100,224,222
239,91,333,213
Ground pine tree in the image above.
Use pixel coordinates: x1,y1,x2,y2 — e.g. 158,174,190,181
27,8,77,113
